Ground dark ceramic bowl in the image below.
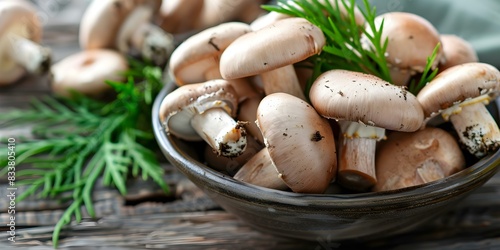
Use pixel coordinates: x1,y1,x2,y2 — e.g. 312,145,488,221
152,82,500,242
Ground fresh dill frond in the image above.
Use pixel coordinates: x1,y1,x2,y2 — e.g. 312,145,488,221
0,61,168,248
263,0,439,95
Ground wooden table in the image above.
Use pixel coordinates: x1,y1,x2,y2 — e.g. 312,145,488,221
1,21,500,250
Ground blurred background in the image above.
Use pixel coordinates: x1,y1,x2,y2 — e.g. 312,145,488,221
27,0,500,67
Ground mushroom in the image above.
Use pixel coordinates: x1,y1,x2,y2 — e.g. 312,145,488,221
0,0,51,85
361,12,444,86
168,22,251,85
159,79,247,157
220,18,326,100
439,34,478,72
374,127,465,192
417,62,500,157
249,11,292,31
79,0,173,66
309,69,424,191
253,92,337,193
156,0,204,34
51,49,128,98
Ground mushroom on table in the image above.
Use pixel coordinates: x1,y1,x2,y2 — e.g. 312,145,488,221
374,127,465,192
51,49,128,98
159,79,247,158
0,0,51,85
235,92,337,193
309,69,424,191
79,0,174,66
156,0,204,34
417,62,500,157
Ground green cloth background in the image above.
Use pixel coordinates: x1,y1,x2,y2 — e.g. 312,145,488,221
362,0,500,68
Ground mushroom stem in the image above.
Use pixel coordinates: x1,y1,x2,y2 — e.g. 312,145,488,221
117,6,174,66
191,108,247,157
7,34,51,73
260,65,306,101
337,121,385,191
447,99,500,157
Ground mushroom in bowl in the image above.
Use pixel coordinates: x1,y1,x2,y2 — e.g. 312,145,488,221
152,80,500,243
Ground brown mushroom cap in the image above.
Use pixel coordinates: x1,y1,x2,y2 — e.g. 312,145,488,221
51,49,128,98
309,69,424,132
416,62,500,118
159,79,238,141
168,22,251,85
362,12,443,84
0,0,41,43
256,92,337,193
156,0,204,34
193,0,266,30
439,34,479,71
79,0,161,50
374,127,465,192
233,148,288,191
220,17,325,79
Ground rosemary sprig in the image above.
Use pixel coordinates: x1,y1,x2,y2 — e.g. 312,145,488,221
0,61,168,248
264,0,439,95
408,43,441,94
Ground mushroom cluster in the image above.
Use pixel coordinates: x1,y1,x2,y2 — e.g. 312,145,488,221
158,1,500,194
0,0,51,86
9,0,277,99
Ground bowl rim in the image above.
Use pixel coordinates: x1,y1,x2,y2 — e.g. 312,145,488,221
153,81,500,208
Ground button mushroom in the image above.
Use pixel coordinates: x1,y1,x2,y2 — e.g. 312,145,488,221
374,127,465,192
205,135,264,175
417,62,500,157
159,79,247,157
252,92,337,193
254,0,365,32
439,34,478,72
309,69,424,191
79,0,173,66
168,22,251,85
361,12,444,86
0,0,51,85
156,0,204,34
220,17,326,100
51,49,128,98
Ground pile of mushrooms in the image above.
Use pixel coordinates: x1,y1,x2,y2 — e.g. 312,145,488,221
159,3,500,194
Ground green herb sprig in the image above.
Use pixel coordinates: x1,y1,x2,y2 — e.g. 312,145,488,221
0,61,168,248
263,0,439,95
